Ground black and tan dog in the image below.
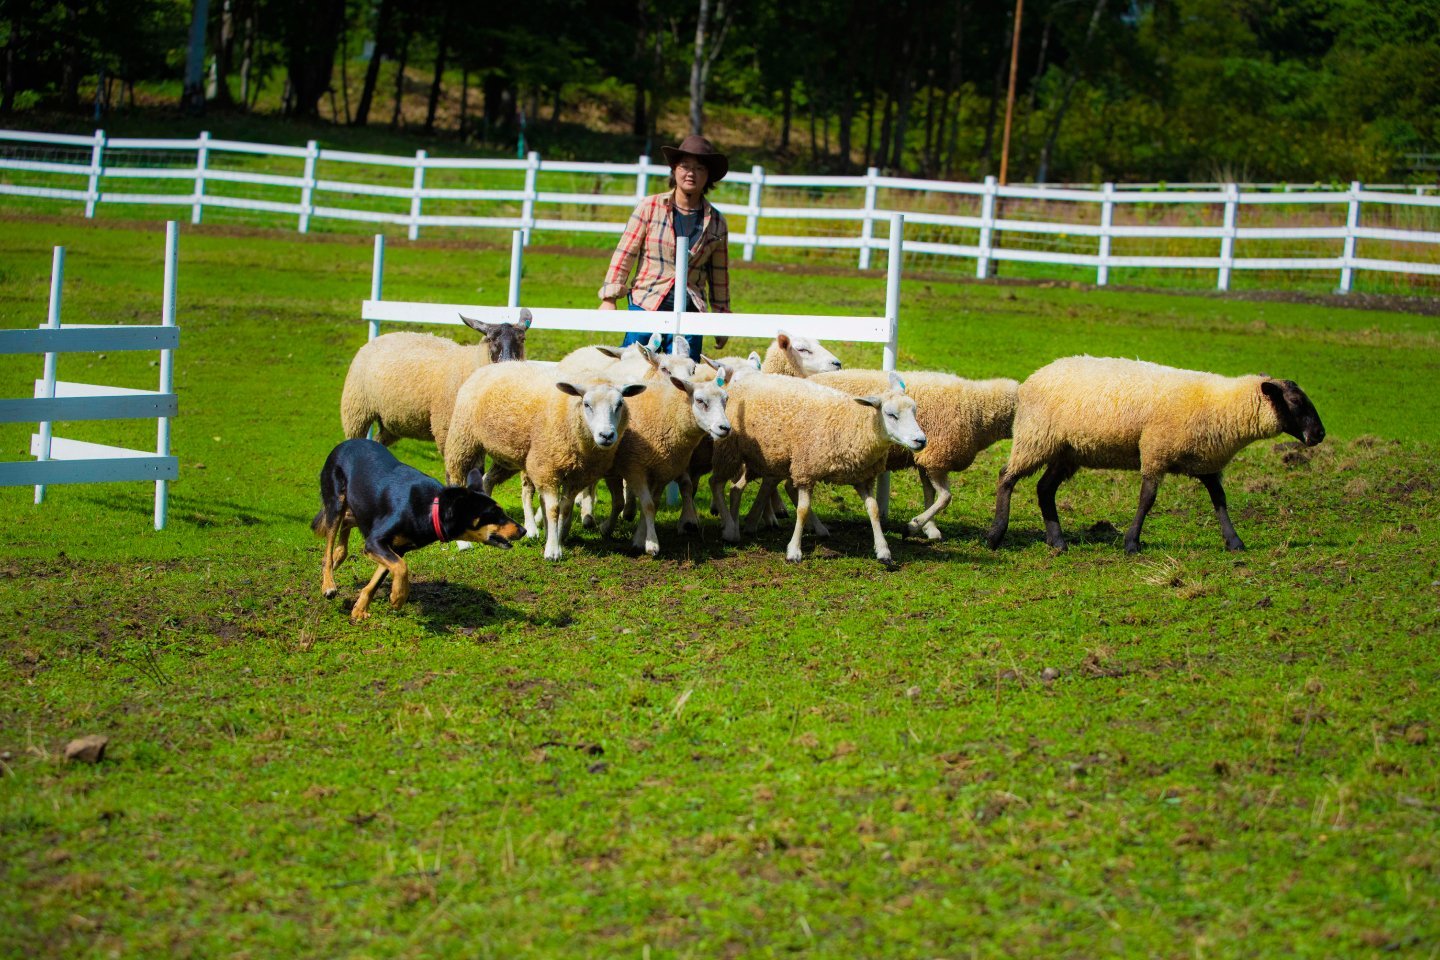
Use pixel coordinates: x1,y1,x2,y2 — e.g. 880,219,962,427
313,438,523,620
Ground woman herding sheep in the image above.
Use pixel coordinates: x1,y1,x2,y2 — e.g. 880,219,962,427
598,135,733,358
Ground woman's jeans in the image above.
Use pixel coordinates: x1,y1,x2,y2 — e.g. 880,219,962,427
623,298,703,359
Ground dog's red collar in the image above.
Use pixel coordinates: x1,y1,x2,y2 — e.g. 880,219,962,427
431,497,447,542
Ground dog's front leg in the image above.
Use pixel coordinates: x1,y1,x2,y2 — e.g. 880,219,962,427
351,561,389,621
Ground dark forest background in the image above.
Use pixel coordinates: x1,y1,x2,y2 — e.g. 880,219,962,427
1,0,1436,182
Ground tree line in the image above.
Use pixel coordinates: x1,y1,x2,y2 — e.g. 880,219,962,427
2,0,1435,182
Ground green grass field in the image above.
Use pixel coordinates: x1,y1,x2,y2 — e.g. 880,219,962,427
1,216,1437,958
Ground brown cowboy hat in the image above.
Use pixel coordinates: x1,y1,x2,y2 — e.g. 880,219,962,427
661,135,729,184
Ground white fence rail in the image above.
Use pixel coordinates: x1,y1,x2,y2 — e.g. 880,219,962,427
3,128,1439,294
0,221,180,529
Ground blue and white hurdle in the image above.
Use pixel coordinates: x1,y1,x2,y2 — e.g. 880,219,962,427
0,222,180,529
360,214,907,513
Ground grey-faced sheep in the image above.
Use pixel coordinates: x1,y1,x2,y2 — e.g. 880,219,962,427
339,309,531,461
711,373,926,565
811,369,1018,539
986,355,1325,554
443,361,646,560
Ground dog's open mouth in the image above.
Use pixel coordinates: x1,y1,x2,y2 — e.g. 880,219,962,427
485,532,513,549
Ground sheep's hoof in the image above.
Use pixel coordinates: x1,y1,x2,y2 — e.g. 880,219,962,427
984,533,1004,550
785,552,803,564
924,524,943,541
645,543,660,557
1122,540,1140,555
679,521,699,535
1225,538,1246,552
722,530,742,544
877,556,898,571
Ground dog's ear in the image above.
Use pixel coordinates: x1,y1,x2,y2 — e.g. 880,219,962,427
465,468,486,492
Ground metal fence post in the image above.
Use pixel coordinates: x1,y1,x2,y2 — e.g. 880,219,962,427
508,229,524,308
368,234,384,341
977,175,997,279
408,149,426,241
877,213,904,519
298,139,318,233
191,130,209,225
1218,182,1238,291
1097,181,1115,287
1340,180,1361,294
635,154,650,199
521,150,540,245
34,246,64,506
85,129,105,218
858,166,879,270
743,164,764,262
673,240,689,354
155,220,178,531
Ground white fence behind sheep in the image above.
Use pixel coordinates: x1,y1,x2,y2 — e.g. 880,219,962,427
2,128,1438,294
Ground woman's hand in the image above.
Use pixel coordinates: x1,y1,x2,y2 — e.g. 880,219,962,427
599,300,617,310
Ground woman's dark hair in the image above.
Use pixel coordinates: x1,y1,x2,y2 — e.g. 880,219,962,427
668,172,715,196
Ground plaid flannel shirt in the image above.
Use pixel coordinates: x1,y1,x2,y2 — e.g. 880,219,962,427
599,192,731,312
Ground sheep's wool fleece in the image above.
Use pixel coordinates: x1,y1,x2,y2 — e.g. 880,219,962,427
810,369,1017,472
718,376,893,487
340,332,481,443
609,381,707,487
446,361,623,490
760,341,804,378
1012,356,1283,475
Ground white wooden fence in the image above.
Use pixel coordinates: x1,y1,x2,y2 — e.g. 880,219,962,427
3,127,1439,294
0,221,180,529
362,219,907,510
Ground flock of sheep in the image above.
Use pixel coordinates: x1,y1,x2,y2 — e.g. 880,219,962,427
339,312,1325,566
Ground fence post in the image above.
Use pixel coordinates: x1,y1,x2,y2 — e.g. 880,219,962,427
672,240,689,354
191,130,209,225
743,164,764,262
298,139,319,234
154,221,178,531
1217,182,1238,291
408,150,426,241
1097,181,1115,287
858,167,879,270
85,129,105,218
508,229,524,308
635,154,650,199
34,246,64,506
877,213,904,519
1340,180,1361,294
368,234,384,341
521,150,540,245
977,175,997,279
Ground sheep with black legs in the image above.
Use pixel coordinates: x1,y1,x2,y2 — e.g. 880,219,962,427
985,355,1325,554
340,309,530,462
444,362,646,561
711,373,926,566
811,369,1018,539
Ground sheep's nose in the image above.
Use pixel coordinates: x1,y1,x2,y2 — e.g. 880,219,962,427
913,436,927,450
715,423,731,437
598,431,616,446
830,359,842,369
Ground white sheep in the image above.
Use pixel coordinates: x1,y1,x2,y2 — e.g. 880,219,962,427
711,372,926,565
811,369,1019,539
340,309,531,461
598,367,733,556
762,330,843,377
986,355,1326,554
444,361,646,560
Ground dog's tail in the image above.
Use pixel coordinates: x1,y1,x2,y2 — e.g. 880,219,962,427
312,479,348,538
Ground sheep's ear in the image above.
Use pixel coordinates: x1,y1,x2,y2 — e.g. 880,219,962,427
776,331,791,350
889,372,907,393
465,467,486,492
671,337,691,359
595,345,624,359
517,307,533,331
620,383,647,397
855,396,883,409
669,375,695,396
748,351,762,368
716,364,732,387
698,353,716,367
637,344,658,367
555,381,584,397
647,332,664,351
460,313,495,335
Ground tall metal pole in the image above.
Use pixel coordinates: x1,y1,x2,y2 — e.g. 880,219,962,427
998,0,1024,187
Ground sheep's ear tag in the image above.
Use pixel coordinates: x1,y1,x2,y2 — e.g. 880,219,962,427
715,373,726,387
748,352,762,368
896,376,907,392
518,308,533,331
647,332,664,350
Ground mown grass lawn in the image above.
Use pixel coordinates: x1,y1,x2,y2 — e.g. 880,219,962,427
1,215,1437,958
